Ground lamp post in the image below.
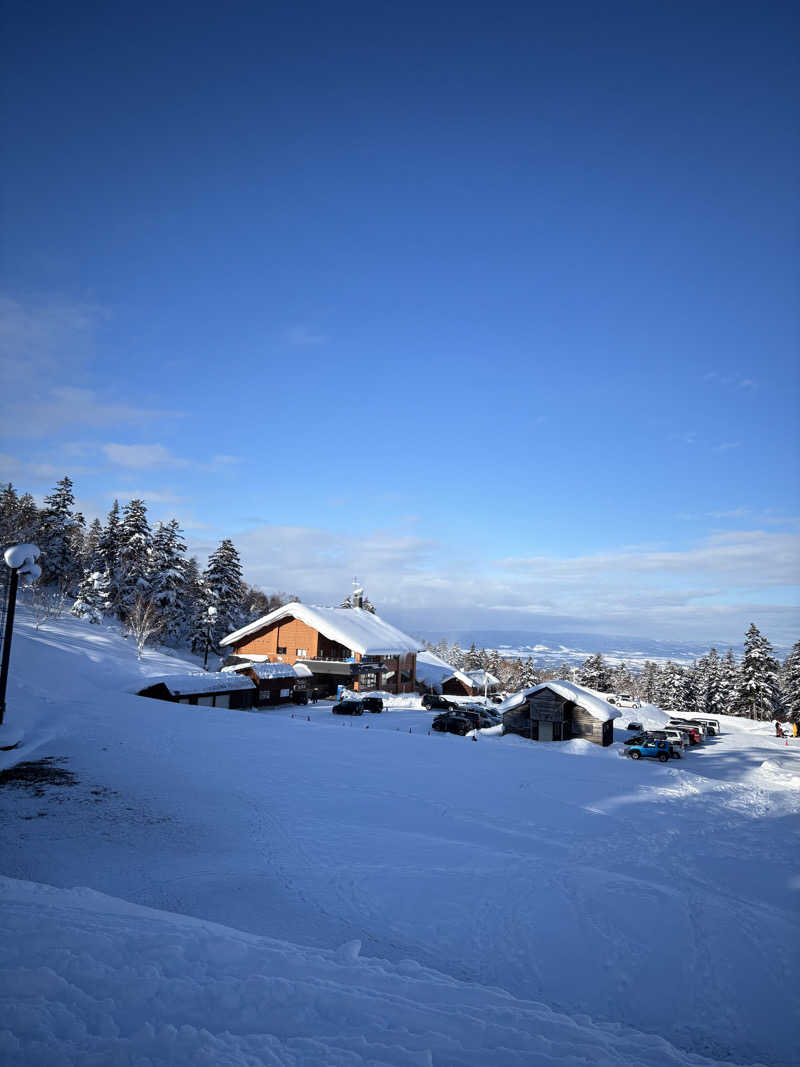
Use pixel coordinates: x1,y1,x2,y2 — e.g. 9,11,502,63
0,544,41,727
202,605,218,671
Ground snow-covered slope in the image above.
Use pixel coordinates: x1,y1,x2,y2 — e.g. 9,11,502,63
1,609,798,1066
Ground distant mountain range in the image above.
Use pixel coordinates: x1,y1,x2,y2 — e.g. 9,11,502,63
419,629,789,668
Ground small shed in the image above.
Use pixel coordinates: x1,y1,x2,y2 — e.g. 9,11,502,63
415,650,476,696
223,661,310,706
500,680,620,746
137,672,256,710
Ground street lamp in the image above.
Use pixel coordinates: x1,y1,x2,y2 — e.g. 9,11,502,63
203,605,218,671
0,544,41,730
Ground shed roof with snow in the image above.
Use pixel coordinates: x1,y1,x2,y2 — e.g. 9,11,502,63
498,680,621,722
222,661,304,680
464,668,501,689
136,673,256,698
221,603,422,657
415,650,476,692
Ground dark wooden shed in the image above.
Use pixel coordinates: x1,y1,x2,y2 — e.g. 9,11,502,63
501,681,618,746
224,661,309,706
137,673,256,710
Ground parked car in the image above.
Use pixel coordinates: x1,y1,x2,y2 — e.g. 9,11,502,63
667,722,701,745
662,728,688,752
624,733,652,746
626,721,644,732
668,719,706,741
332,699,364,716
626,739,672,763
692,717,721,736
422,693,458,711
361,696,384,713
431,711,473,736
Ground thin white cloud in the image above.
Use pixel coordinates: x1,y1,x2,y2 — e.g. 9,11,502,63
102,443,188,469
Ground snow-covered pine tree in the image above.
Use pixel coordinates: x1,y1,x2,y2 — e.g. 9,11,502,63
98,500,124,611
556,660,575,683
117,499,153,615
520,656,540,689
578,653,610,692
718,649,740,716
737,623,781,720
781,641,800,721
449,642,464,669
15,492,40,544
695,648,724,716
657,661,685,713
464,642,481,670
0,483,19,549
202,538,245,648
38,476,84,591
639,661,659,703
81,518,104,573
176,556,208,652
148,519,187,643
71,570,111,624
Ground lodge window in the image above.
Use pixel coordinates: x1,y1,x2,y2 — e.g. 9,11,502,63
277,646,287,654
296,648,307,657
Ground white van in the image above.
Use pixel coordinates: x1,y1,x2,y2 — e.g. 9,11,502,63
692,717,721,736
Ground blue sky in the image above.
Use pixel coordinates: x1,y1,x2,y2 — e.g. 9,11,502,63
1,1,798,644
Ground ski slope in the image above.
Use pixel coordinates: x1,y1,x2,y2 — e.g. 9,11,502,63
1,610,798,1066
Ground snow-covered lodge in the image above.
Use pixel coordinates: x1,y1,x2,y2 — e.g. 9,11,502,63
500,681,620,746
220,594,422,696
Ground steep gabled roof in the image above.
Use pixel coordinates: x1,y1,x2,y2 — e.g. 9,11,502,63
221,602,422,656
415,650,476,692
498,680,621,722
222,661,299,680
464,668,500,688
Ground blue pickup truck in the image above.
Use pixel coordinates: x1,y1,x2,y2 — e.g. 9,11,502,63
626,739,672,763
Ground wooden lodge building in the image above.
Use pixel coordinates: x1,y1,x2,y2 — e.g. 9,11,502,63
137,672,256,710
501,680,620,746
220,595,422,696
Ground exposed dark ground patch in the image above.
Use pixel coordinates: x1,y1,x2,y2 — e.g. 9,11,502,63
0,757,79,796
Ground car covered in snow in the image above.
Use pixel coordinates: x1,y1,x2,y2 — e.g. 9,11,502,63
332,699,364,716
625,739,672,763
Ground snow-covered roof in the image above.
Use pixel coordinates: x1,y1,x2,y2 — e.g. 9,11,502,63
293,662,313,678
138,673,256,697
221,603,422,656
498,680,621,722
415,650,476,692
464,669,500,688
223,661,301,681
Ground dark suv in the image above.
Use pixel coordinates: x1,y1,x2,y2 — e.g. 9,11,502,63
361,696,383,713
332,699,364,716
422,693,458,711
432,708,498,735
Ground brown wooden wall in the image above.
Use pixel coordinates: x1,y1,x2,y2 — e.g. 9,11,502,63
233,616,321,661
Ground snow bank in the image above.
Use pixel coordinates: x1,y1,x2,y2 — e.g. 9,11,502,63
0,875,730,1067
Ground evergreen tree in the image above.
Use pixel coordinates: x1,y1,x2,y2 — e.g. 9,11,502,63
177,556,208,652
0,483,20,548
464,642,482,670
449,642,464,669
98,500,124,610
556,660,575,682
657,661,685,713
202,538,245,648
737,623,780,720
117,499,152,612
781,641,800,721
718,649,740,716
148,519,187,642
71,570,111,624
639,661,660,703
578,652,611,691
38,476,84,591
81,518,104,572
15,492,40,544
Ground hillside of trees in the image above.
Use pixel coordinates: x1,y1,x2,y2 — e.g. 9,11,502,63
0,477,294,660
